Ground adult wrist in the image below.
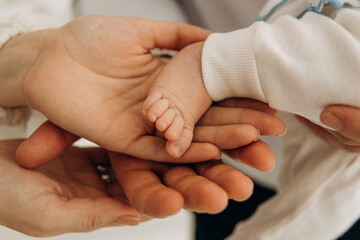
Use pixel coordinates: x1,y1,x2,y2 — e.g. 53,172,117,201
0,30,52,125
0,13,62,125
0,29,50,108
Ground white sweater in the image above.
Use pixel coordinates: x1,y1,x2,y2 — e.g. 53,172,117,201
203,0,360,129
200,0,360,239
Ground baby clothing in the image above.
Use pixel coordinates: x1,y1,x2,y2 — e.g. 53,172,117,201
199,0,360,239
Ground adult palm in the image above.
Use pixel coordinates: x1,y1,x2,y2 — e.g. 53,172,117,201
20,16,216,162
0,140,141,237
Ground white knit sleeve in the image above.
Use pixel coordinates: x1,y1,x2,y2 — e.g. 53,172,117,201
202,25,266,104
202,8,360,128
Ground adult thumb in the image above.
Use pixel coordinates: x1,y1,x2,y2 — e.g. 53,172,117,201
16,121,79,168
140,18,212,50
321,105,360,143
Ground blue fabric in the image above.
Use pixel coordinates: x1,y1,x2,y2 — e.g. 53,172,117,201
256,0,345,21
328,0,344,8
297,0,324,19
256,0,290,21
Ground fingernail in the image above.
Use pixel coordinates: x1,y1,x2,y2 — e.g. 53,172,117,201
321,113,343,131
116,215,139,226
254,129,260,141
142,109,147,116
277,124,287,136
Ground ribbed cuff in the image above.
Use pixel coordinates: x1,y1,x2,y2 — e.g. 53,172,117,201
202,25,266,102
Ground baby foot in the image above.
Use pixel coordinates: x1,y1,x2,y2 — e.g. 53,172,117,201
143,42,212,158
143,92,184,141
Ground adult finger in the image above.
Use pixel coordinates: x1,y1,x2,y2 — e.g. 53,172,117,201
110,153,184,218
194,160,254,201
140,18,211,50
16,121,79,168
321,105,360,142
297,115,360,152
216,98,277,114
223,141,276,172
197,106,286,136
193,125,260,149
111,152,230,215
162,165,228,214
126,135,221,163
17,123,221,166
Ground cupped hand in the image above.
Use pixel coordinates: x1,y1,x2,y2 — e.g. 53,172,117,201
16,99,285,216
0,140,142,237
110,99,286,215
16,15,217,163
297,105,360,152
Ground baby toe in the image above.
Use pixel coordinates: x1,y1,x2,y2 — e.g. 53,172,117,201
166,128,193,158
143,91,162,115
164,116,184,141
147,99,170,122
156,109,176,132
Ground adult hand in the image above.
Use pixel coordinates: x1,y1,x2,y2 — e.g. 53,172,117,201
111,99,286,216
297,105,360,152
17,98,286,171
1,15,217,163
0,140,142,237
110,99,286,217
16,99,286,215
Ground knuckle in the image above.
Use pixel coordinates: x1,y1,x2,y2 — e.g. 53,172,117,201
82,214,104,231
